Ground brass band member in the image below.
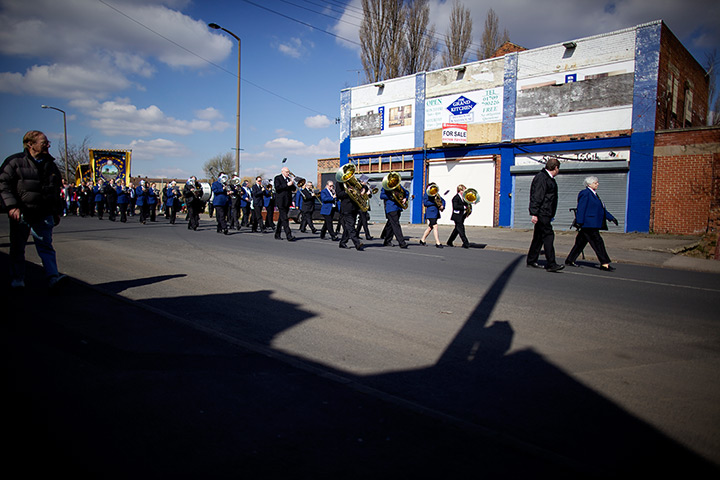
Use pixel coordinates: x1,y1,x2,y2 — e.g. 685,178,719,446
355,181,373,240
299,181,319,234
419,184,445,248
273,167,296,241
250,176,268,232
183,176,203,231
319,180,338,241
380,180,409,249
446,184,470,248
336,180,364,250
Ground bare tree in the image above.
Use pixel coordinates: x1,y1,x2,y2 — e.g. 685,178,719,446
383,0,406,80
442,1,473,68
477,8,509,60
203,152,235,180
360,0,386,83
403,0,437,75
56,135,91,183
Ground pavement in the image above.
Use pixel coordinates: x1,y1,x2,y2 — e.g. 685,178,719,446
394,223,720,273
2,219,719,478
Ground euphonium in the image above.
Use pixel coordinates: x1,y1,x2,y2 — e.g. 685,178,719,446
335,163,369,212
382,172,408,209
427,183,444,211
462,188,480,218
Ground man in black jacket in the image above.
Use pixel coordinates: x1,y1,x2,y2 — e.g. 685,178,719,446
336,181,364,250
0,130,66,289
273,167,296,241
527,157,564,272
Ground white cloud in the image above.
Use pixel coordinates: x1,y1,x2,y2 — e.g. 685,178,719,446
126,138,191,160
195,107,223,120
277,37,313,58
69,98,231,136
0,0,232,99
264,136,339,157
304,114,332,129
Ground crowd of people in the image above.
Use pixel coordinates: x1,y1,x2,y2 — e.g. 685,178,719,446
2,130,620,291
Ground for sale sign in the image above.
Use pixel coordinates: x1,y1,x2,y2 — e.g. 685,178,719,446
442,123,468,144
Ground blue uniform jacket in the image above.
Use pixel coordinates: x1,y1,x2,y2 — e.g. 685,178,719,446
320,188,336,216
212,181,228,206
575,187,616,229
117,186,129,204
294,190,303,209
240,187,251,207
93,185,105,202
381,186,409,213
423,193,445,219
147,187,158,205
135,186,146,206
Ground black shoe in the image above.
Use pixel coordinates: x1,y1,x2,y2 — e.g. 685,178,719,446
356,243,365,251
331,236,339,241
383,241,393,247
435,244,443,249
419,240,426,246
546,264,565,273
527,262,543,269
365,235,373,240
319,235,325,239
462,244,470,249
223,229,229,235
399,244,408,249
564,261,580,267
287,236,296,242
312,230,319,234
300,230,306,233
599,265,616,272
446,242,454,247
339,243,349,249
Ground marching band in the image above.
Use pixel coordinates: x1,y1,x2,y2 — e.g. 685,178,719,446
60,167,478,251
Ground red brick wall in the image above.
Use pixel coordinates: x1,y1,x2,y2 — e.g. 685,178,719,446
651,128,720,234
656,23,709,130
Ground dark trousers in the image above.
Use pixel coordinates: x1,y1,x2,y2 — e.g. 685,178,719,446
381,210,406,246
300,210,317,232
139,203,149,224
252,203,265,231
118,203,128,222
527,215,557,267
187,204,200,230
169,205,178,224
275,207,292,239
149,204,157,222
95,199,105,219
241,205,251,226
229,201,240,229
320,213,336,239
356,210,371,238
215,204,228,232
567,228,611,265
339,212,362,247
447,219,469,247
107,200,117,221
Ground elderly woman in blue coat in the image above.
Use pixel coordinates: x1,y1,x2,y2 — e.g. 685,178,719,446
565,176,619,271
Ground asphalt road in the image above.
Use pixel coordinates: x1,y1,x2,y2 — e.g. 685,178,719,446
2,215,719,478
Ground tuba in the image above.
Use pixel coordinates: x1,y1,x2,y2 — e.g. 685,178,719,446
335,163,369,212
426,183,444,211
382,172,408,209
462,188,480,218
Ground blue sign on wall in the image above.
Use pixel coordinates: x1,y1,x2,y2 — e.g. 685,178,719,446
447,96,477,115
378,106,385,131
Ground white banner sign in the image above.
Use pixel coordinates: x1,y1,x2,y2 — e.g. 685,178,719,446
442,123,468,144
426,87,503,131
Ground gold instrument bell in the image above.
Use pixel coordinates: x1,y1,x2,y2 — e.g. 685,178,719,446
382,172,408,209
462,188,480,218
335,163,370,212
427,182,443,211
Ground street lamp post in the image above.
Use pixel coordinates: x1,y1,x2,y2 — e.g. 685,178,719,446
208,22,241,177
41,105,69,181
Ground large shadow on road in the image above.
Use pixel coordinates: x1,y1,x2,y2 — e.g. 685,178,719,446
1,251,717,478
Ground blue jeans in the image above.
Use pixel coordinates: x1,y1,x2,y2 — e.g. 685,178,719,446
9,214,59,282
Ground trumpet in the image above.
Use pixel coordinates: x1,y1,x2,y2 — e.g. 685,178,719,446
382,172,408,209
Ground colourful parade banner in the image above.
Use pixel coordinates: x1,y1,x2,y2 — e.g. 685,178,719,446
75,163,92,186
89,149,131,185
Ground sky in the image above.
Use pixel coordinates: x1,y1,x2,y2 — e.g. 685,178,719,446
1,0,718,182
